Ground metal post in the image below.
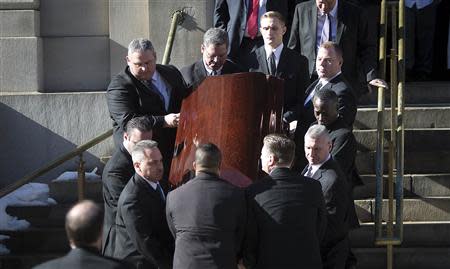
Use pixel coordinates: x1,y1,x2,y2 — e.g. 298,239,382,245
162,10,185,65
77,154,85,201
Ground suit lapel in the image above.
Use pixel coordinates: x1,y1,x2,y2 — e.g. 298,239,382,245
256,47,269,74
275,48,288,77
336,2,346,43
193,60,207,81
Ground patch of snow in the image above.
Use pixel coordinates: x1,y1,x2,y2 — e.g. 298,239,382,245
52,167,101,182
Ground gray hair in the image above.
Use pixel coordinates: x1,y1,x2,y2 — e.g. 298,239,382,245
128,38,155,55
305,124,331,142
263,134,295,166
131,140,159,163
203,28,229,48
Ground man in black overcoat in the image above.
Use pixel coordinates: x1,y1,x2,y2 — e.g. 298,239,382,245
33,200,132,269
244,134,326,269
107,38,189,177
180,28,243,90
114,140,174,269
302,124,350,269
102,116,153,257
166,143,246,269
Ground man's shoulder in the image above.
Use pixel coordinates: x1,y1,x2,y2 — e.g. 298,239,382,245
108,68,135,89
295,0,315,12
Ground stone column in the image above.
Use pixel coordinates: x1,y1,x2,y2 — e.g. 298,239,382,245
0,0,43,92
109,0,214,76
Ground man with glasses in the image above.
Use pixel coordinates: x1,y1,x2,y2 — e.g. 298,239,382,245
180,28,243,90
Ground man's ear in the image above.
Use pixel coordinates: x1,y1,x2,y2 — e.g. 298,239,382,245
133,161,141,171
327,141,333,153
268,154,277,167
192,161,197,171
201,44,205,54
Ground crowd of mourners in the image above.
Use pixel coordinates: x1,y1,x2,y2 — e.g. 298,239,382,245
33,0,450,269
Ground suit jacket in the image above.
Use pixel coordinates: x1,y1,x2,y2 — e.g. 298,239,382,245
244,45,310,123
114,173,174,269
302,158,350,268
107,65,188,177
288,0,377,96
295,73,356,169
101,144,134,257
213,0,289,62
244,167,326,269
180,59,243,90
32,247,132,269
165,172,246,269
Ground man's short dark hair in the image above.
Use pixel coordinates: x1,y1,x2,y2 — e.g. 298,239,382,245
320,41,343,60
313,88,338,106
195,143,222,170
263,134,295,165
65,200,103,248
125,116,154,134
260,11,286,26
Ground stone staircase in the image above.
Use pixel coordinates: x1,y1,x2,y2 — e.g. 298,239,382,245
0,81,449,269
0,181,102,269
351,81,450,268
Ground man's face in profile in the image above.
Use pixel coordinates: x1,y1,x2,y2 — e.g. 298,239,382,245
135,148,164,182
127,49,156,81
201,43,228,71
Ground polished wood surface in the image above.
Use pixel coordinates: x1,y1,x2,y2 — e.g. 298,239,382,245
169,72,284,188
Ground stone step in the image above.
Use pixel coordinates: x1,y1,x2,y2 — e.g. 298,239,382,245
49,180,103,203
355,106,450,130
359,81,450,106
350,222,450,248
354,174,450,199
0,253,63,269
0,228,69,254
353,247,450,269
356,150,450,174
356,198,450,223
354,128,450,152
6,203,85,228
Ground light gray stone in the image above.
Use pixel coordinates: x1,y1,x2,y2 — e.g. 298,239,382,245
350,222,450,248
0,10,39,37
0,92,114,188
109,0,150,76
355,106,450,130
0,37,43,92
109,0,213,76
43,37,110,91
355,198,450,222
40,0,108,36
148,0,214,68
0,0,39,10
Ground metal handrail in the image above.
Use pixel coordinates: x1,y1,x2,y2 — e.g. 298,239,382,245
374,1,405,268
0,129,113,199
0,9,185,200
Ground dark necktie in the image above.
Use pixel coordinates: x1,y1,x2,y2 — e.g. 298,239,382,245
210,70,217,76
156,183,165,201
144,80,165,104
305,165,313,177
304,81,323,106
268,51,277,76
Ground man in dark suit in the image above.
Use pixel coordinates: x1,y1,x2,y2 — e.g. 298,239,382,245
102,116,154,257
244,11,309,133
165,143,246,269
114,140,174,269
107,38,188,177
303,124,350,269
288,0,387,97
244,134,327,269
180,28,242,90
33,200,131,269
312,88,360,268
213,0,290,63
295,41,356,169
